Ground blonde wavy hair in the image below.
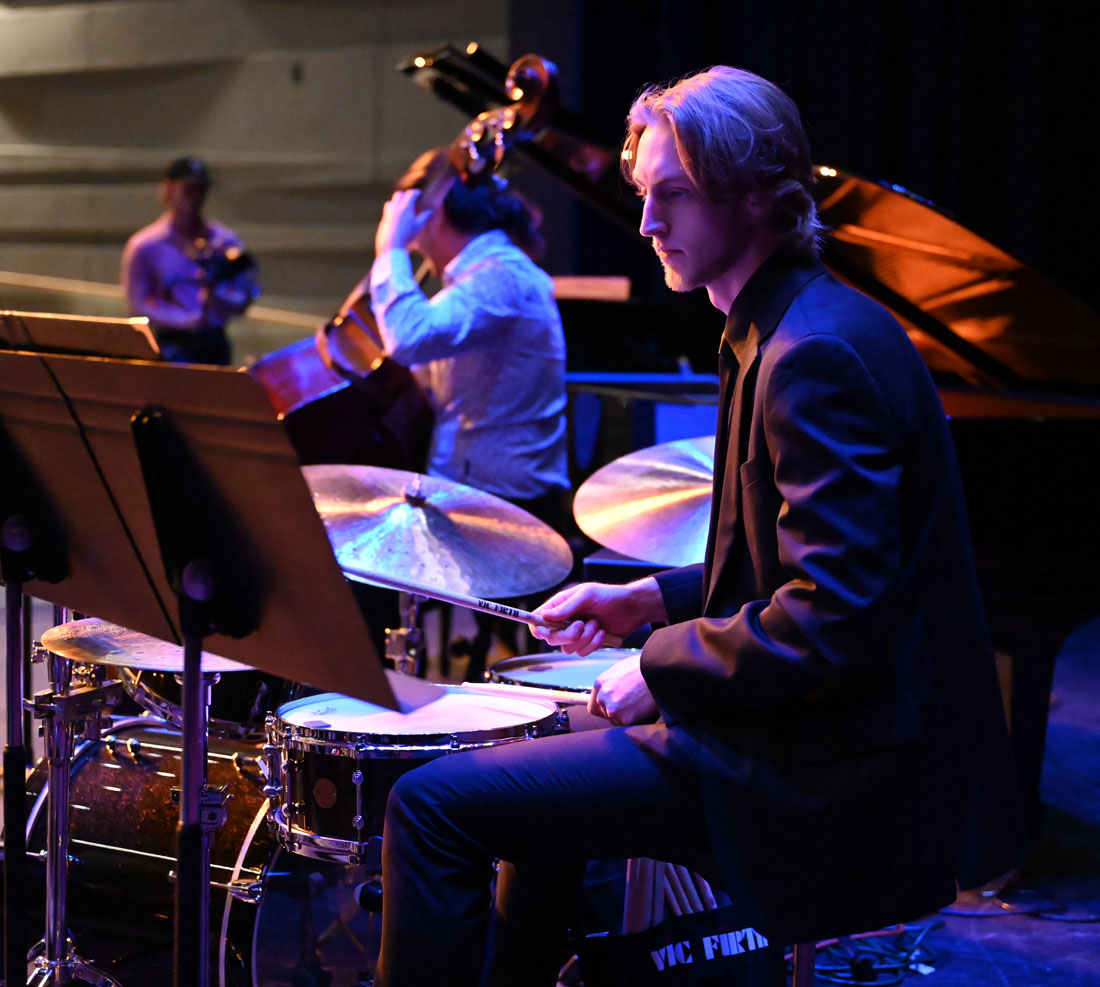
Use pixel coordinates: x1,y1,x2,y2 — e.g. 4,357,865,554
622,66,825,257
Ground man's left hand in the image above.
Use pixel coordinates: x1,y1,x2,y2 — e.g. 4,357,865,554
588,654,659,725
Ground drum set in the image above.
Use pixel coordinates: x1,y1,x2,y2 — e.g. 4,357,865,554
23,626,595,987
10,433,712,986
13,446,712,987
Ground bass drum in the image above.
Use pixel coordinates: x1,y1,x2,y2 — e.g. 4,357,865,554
22,718,386,986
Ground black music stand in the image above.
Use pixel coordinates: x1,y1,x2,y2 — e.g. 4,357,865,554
0,310,160,361
1,347,433,986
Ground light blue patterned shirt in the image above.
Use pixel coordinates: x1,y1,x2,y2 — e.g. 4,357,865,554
370,229,569,501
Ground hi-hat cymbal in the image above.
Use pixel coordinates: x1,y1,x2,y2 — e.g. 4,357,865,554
40,618,253,673
303,464,574,599
573,436,714,568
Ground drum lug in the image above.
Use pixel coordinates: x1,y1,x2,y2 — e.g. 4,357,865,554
27,849,85,868
261,732,283,798
352,768,365,833
223,878,265,904
106,735,147,764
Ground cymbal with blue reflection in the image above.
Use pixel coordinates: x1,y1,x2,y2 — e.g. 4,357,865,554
302,463,574,599
573,436,714,568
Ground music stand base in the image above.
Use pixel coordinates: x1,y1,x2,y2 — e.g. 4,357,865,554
28,946,125,987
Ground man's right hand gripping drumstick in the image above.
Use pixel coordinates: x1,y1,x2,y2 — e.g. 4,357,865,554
529,577,669,725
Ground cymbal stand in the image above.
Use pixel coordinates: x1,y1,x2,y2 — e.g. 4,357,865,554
25,641,124,987
385,593,426,676
3,422,68,987
4,577,31,987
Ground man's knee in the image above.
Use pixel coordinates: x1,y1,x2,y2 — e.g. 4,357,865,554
385,756,467,837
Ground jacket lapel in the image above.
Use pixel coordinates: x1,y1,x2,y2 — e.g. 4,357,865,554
703,255,827,612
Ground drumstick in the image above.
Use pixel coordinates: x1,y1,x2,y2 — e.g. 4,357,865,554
346,568,623,645
454,680,589,706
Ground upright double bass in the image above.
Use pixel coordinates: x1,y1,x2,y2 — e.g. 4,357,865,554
249,53,559,472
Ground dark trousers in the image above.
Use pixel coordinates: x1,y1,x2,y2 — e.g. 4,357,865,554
155,326,231,365
375,722,714,987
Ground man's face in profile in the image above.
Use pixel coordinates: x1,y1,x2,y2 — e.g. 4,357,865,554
632,119,757,298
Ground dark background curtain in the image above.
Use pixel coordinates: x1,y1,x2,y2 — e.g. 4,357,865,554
511,0,1095,312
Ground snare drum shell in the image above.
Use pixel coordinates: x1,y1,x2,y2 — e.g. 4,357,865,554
268,690,563,858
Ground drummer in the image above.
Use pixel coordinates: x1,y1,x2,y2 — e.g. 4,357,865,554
368,148,572,673
372,67,1026,986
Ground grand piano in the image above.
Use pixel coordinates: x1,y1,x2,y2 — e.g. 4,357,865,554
399,44,1100,841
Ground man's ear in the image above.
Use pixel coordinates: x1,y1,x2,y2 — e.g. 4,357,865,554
741,189,767,221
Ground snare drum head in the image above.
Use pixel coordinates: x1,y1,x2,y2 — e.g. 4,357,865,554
490,649,640,693
276,687,557,743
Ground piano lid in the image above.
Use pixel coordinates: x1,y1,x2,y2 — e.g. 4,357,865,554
814,168,1100,397
402,45,1100,399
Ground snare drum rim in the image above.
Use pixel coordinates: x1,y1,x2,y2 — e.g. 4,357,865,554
271,710,563,757
271,691,563,757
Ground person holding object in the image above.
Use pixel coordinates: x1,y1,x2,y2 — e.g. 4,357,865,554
121,157,260,365
372,66,1026,987
367,149,571,676
368,148,569,522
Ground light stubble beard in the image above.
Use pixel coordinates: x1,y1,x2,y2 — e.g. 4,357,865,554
657,239,746,295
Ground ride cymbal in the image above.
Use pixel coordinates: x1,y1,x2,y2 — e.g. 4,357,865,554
573,435,714,568
303,464,573,599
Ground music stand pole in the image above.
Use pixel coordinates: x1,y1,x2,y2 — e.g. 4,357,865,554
175,633,207,987
131,407,261,987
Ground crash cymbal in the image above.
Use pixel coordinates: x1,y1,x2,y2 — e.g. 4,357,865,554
303,464,574,599
40,618,253,673
573,435,714,568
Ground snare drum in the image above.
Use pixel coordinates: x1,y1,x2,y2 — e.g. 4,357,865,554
267,687,564,864
489,648,640,696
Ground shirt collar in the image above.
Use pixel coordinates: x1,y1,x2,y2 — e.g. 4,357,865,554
720,249,825,362
442,229,513,285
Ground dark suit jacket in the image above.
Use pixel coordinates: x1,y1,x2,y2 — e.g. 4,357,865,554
640,250,1026,942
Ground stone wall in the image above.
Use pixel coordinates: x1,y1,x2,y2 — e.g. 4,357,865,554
0,0,511,361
